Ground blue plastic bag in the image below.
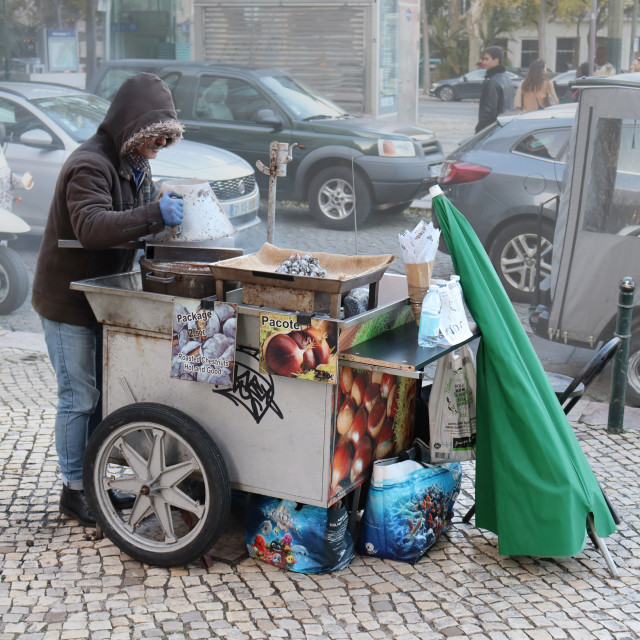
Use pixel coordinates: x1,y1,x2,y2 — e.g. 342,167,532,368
245,495,354,574
358,459,462,564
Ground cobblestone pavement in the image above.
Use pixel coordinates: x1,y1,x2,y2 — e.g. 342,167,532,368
0,338,639,640
3,98,640,639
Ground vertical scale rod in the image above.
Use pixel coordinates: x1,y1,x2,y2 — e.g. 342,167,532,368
608,277,635,434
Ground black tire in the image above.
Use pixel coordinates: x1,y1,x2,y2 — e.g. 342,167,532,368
308,166,372,230
0,247,29,314
626,333,640,406
436,86,455,102
83,402,231,567
488,219,554,303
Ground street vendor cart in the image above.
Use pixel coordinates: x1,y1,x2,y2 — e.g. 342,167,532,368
71,243,477,567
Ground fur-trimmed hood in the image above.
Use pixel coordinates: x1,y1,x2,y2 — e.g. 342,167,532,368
97,72,184,156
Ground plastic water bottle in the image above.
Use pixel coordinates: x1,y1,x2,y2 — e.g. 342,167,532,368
418,286,441,348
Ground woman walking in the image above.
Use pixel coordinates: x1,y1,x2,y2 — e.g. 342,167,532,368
514,59,558,111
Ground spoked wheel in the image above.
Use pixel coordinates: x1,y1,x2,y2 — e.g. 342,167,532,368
308,166,372,230
436,86,455,102
489,220,554,302
83,403,231,567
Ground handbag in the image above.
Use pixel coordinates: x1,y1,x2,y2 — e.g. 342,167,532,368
546,81,558,106
245,495,354,574
428,345,477,462
358,456,462,564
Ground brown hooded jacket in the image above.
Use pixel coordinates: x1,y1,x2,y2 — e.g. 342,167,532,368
32,73,183,326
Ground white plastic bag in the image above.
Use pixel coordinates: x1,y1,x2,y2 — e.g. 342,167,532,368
428,345,476,461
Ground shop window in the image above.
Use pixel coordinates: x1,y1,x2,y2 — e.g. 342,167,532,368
556,38,576,73
521,40,538,69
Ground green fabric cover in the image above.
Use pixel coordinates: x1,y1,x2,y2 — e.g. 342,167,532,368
431,191,616,557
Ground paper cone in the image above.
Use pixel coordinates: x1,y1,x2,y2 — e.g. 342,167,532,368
405,261,434,325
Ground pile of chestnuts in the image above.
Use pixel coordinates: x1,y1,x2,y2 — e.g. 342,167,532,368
275,253,327,278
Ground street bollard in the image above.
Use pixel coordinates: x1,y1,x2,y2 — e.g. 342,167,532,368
607,277,635,434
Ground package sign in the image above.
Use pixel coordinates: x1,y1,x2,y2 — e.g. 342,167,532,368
171,299,237,387
259,312,338,384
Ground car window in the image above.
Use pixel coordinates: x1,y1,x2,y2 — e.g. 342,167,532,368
260,75,346,120
513,128,571,161
94,66,157,100
0,97,47,143
32,95,107,142
195,75,271,123
465,69,486,81
583,117,640,236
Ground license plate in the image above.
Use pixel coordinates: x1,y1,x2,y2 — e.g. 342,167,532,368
230,193,259,218
429,163,443,178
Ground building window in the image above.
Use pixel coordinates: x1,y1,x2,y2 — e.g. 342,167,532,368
556,38,576,72
521,40,538,68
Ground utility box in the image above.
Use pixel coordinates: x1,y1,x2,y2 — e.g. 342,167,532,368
192,0,420,123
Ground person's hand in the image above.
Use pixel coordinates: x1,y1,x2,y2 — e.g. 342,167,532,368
159,191,184,227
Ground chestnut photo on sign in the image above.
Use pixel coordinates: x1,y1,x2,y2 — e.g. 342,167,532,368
329,366,417,500
259,313,338,385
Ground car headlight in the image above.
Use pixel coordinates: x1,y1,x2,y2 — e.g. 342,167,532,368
378,139,416,157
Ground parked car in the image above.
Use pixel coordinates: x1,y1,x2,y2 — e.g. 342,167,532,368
0,80,260,234
87,60,445,230
551,69,577,102
435,103,577,301
429,68,523,102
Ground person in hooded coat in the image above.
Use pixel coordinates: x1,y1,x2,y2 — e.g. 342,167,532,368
32,73,185,526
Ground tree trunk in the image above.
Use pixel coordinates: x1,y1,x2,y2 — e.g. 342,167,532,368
466,0,486,72
421,0,431,93
538,0,547,65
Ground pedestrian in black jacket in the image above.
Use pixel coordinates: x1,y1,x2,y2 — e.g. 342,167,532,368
476,46,515,133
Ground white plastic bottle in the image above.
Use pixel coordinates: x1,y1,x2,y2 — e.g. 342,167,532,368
418,285,441,347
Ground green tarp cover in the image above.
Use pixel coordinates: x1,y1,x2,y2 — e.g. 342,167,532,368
431,189,616,557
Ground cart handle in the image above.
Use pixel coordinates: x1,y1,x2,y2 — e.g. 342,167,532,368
145,271,176,284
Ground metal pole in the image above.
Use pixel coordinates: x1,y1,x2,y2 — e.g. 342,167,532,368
589,0,597,75
631,0,639,69
607,277,635,434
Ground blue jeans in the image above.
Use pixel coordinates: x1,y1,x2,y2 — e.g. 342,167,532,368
41,318,103,490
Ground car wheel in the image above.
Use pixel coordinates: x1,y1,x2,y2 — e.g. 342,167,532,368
436,86,455,102
625,333,640,406
0,247,30,315
83,402,231,567
488,219,554,303
308,166,372,230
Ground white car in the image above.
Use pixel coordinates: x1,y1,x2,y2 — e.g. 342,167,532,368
0,81,260,234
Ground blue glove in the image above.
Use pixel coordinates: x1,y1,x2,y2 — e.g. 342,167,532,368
159,192,184,227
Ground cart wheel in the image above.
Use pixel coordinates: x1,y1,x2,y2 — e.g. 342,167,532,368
83,403,231,567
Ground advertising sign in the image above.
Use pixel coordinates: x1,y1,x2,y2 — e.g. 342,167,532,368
46,29,78,72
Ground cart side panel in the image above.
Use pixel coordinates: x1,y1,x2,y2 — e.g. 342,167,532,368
102,326,333,507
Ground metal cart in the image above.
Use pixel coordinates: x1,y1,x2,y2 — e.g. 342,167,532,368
71,270,477,567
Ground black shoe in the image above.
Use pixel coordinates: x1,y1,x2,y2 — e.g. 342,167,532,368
108,489,136,510
60,486,95,527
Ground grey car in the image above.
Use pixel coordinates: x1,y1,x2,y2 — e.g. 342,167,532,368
0,81,260,234
436,104,577,301
429,68,523,102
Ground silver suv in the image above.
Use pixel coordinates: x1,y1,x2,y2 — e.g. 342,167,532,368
0,81,260,234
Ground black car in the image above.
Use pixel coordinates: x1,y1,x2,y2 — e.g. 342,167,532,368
88,60,445,229
429,68,523,102
436,104,577,301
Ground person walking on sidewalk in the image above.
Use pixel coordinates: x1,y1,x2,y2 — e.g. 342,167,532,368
475,45,515,133
32,73,185,526
513,59,558,111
